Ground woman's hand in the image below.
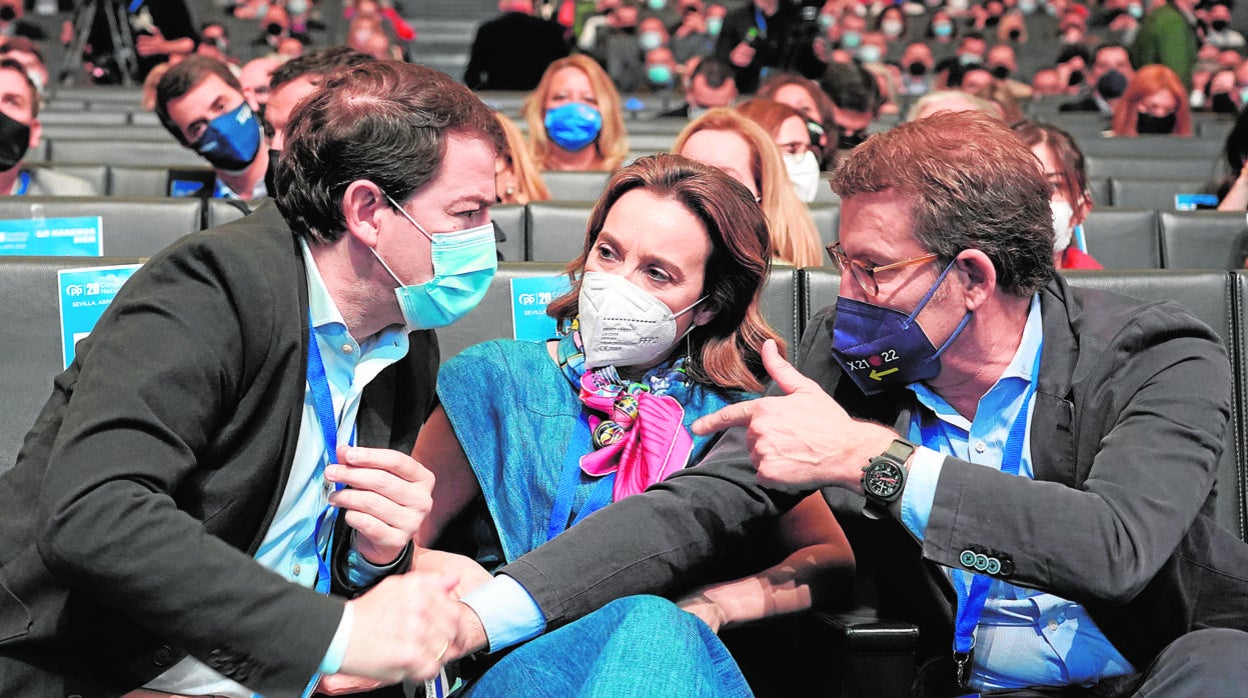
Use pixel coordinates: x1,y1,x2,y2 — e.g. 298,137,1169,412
409,547,493,598
676,589,730,634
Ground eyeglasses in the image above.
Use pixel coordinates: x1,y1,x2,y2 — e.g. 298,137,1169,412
826,242,938,296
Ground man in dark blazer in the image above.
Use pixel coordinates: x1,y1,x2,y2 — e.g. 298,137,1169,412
463,0,568,91
453,111,1248,695
0,61,505,696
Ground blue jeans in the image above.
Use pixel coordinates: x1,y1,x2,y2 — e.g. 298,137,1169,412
461,595,753,697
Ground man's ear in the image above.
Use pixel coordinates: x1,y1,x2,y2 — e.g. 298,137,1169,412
954,249,997,311
341,179,386,247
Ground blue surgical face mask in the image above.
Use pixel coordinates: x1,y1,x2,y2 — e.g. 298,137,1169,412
1127,3,1143,18
858,44,882,63
830,260,971,395
647,0,666,9
840,30,861,48
933,22,953,37
640,30,664,51
647,64,673,85
373,193,498,330
193,101,262,172
820,13,836,29
706,16,723,35
544,102,604,152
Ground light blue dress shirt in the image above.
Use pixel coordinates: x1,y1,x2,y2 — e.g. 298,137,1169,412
144,240,409,696
900,295,1134,690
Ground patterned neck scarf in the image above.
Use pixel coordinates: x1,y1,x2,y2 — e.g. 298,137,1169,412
557,322,697,501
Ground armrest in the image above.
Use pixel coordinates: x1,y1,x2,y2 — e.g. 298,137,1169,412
803,607,919,698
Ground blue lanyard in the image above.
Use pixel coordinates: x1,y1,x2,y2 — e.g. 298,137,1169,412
14,171,29,195
754,7,768,35
305,316,354,595
919,340,1042,686
546,411,616,542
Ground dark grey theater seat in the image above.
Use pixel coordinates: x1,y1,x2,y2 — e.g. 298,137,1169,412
1081,207,1161,269
25,163,108,195
1109,177,1211,210
0,196,203,257
797,266,841,332
491,204,526,262
1064,269,1242,540
808,203,840,249
47,139,205,167
1085,155,1219,181
0,256,145,473
110,165,216,198
1076,135,1223,160
526,200,592,263
541,170,611,201
1160,211,1248,269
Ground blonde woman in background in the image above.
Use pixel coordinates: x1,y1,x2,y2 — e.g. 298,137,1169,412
522,55,630,171
673,108,823,268
494,113,550,205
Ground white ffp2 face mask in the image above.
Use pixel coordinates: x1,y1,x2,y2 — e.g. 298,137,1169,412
784,150,822,203
1050,199,1074,253
578,271,703,369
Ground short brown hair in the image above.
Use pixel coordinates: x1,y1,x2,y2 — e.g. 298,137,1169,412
547,154,783,393
831,110,1054,296
276,61,505,243
155,55,242,145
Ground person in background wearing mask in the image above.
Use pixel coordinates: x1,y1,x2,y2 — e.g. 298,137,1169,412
707,2,728,38
899,41,935,95
643,45,680,92
985,43,1034,100
0,58,94,195
1060,42,1134,116
1110,63,1193,136
1031,67,1066,95
821,61,881,158
451,109,1248,698
1204,1,1244,48
1053,43,1090,96
1015,121,1101,269
925,8,959,46
664,55,739,118
671,0,717,62
639,15,670,54
1131,0,1199,88
715,0,810,93
674,107,823,266
1216,105,1248,210
738,97,825,202
523,55,630,171
756,70,837,168
586,1,647,92
464,0,570,91
238,55,283,114
875,5,908,43
0,0,43,41
263,46,374,197
0,59,503,698
155,55,269,200
408,154,851,696
1203,67,1240,113
192,22,232,65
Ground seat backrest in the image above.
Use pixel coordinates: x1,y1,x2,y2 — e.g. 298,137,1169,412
27,163,108,195
808,203,841,248
763,264,800,350
0,255,145,472
41,124,174,142
110,165,217,198
628,132,677,153
541,171,611,202
1232,271,1248,541
1081,207,1161,269
526,200,592,263
1077,135,1224,159
1159,211,1248,270
1109,177,1212,210
47,139,205,167
1087,176,1110,208
798,266,842,336
1085,155,1220,181
38,111,128,126
0,196,203,257
1064,270,1243,541
491,204,526,262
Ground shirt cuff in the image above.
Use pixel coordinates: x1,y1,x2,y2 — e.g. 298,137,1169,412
459,574,547,653
899,445,944,542
319,602,353,674
345,538,405,588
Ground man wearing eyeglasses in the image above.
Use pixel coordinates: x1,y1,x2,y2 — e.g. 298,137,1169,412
452,110,1248,696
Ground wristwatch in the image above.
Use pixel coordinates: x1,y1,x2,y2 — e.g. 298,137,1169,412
860,438,917,519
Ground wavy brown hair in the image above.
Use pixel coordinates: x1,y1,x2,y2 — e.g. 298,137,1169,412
546,154,783,393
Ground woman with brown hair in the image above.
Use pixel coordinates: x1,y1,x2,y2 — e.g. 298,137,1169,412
673,108,824,268
1013,121,1103,269
521,55,630,171
1110,64,1193,136
737,97,826,204
411,154,850,642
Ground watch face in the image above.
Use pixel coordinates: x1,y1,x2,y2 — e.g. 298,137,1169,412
863,460,905,500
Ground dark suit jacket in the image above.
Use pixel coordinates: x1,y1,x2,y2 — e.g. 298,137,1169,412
0,201,439,696
463,12,569,91
501,275,1248,672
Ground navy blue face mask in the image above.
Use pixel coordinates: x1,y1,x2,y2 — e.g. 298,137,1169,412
193,102,262,172
831,260,972,395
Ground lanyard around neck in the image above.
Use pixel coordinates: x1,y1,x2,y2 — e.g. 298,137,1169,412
305,315,355,594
